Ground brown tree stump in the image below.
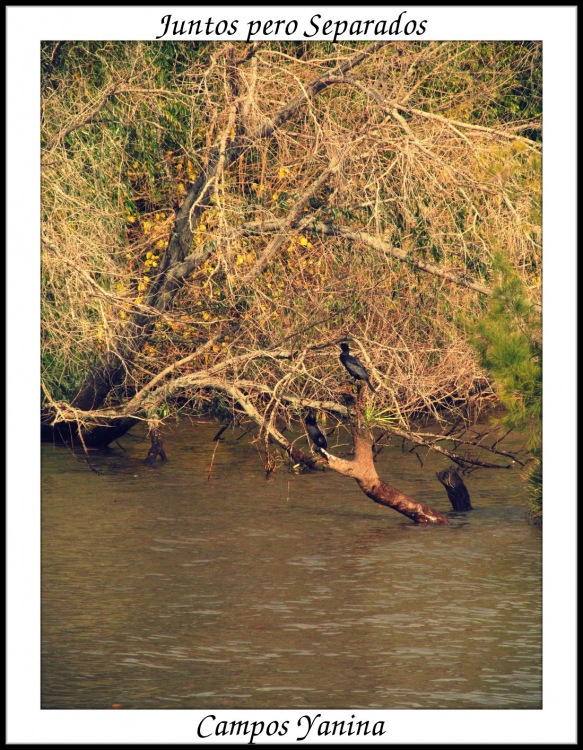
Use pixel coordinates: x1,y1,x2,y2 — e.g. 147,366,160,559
436,466,473,511
144,427,167,465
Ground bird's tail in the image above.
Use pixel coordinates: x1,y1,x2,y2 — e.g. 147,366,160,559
366,379,377,393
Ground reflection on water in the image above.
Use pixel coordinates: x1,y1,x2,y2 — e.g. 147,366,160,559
42,421,541,709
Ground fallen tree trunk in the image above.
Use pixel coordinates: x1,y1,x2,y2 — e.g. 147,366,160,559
322,435,449,525
41,412,138,449
318,384,449,524
213,379,446,522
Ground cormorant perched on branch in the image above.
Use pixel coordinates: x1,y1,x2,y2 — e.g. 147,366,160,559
339,342,376,393
305,409,328,450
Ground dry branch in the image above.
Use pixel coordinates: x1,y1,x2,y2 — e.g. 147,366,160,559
243,218,493,297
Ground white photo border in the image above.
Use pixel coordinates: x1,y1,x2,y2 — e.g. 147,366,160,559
7,5,576,744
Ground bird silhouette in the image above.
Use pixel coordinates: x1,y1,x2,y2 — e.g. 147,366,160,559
339,342,376,393
305,409,328,450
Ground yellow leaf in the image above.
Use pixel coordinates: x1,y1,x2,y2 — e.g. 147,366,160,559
198,224,206,232
143,275,150,282
213,344,221,352
146,251,153,259
299,236,308,246
278,167,288,179
230,127,236,138
236,254,244,265
202,311,210,320
135,296,143,305
272,193,279,201
133,161,139,169
119,310,126,319
126,215,136,223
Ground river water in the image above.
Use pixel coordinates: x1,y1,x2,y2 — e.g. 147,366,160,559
41,420,541,709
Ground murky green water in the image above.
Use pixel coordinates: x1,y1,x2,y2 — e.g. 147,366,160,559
41,421,541,709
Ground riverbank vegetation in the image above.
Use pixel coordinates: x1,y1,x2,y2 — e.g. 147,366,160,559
41,40,542,521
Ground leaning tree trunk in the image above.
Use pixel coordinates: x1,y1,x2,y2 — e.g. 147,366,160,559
40,413,138,449
321,384,449,525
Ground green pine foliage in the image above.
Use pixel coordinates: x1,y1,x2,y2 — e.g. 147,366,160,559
468,253,542,523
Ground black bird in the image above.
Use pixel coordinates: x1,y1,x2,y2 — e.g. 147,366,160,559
339,342,376,393
305,409,328,450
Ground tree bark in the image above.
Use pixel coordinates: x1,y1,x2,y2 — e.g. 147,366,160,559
322,384,449,524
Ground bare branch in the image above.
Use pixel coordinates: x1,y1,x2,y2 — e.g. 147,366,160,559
243,218,493,296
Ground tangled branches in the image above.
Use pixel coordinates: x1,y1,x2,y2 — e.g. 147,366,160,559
41,40,541,471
